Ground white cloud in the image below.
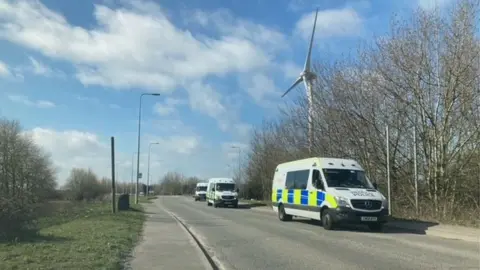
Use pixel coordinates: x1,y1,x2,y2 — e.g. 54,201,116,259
186,81,229,129
282,62,303,80
23,127,212,185
0,0,277,91
0,60,10,77
75,95,120,109
241,73,279,104
76,95,99,104
7,94,56,108
288,0,371,13
25,56,65,78
232,123,252,139
145,134,201,155
295,7,364,40
0,0,282,131
418,0,452,10
24,128,116,186
189,8,288,53
222,141,248,161
153,97,187,116
152,119,196,134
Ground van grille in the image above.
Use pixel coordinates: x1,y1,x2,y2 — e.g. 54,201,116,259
222,195,235,200
350,199,382,210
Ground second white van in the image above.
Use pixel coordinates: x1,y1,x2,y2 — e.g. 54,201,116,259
206,178,239,208
194,182,208,201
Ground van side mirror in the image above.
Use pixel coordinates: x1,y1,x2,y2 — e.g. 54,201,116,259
212,188,215,192
318,181,325,191
314,179,324,190
373,182,378,190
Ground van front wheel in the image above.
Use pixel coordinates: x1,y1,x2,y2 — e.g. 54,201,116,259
278,204,292,221
321,210,335,230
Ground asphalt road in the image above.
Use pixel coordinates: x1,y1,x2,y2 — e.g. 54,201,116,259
156,196,480,270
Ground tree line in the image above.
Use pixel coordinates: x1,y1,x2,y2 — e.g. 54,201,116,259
241,0,480,226
0,118,132,240
153,171,204,195
0,115,208,241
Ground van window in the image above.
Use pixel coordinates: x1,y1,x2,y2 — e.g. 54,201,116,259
294,170,310,189
216,183,235,191
322,169,372,189
196,186,207,191
312,169,323,189
285,172,295,189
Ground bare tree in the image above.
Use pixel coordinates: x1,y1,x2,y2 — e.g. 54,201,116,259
241,0,480,225
155,171,203,195
64,168,109,201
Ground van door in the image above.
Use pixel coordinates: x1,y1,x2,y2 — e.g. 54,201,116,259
283,169,311,218
305,169,327,219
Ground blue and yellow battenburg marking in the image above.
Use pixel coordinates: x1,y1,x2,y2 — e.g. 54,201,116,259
272,189,338,208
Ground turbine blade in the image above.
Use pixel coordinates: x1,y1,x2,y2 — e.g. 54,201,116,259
281,76,303,98
304,8,319,72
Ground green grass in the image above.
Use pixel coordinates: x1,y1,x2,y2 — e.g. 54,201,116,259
0,200,145,270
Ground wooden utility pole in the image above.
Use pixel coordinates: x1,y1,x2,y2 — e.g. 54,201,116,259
111,136,116,214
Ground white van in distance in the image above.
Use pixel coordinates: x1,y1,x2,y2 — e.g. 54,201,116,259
206,178,239,208
271,157,389,231
194,182,208,201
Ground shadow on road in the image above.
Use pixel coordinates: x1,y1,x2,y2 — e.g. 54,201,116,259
238,203,267,209
294,218,439,235
236,202,269,209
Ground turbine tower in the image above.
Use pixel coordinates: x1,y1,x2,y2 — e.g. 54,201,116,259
281,8,318,155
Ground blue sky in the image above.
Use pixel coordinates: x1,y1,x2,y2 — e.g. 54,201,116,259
0,0,451,186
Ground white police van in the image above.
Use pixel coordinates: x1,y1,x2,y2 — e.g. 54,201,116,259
194,182,208,201
206,178,239,208
271,157,389,231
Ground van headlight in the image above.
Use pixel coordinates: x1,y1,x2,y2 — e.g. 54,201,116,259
216,194,222,199
382,199,389,209
335,196,350,207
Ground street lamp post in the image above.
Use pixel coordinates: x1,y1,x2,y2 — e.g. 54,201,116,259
130,152,137,195
147,142,159,197
135,93,161,204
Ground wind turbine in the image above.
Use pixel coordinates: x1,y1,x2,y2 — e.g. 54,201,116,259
281,8,319,155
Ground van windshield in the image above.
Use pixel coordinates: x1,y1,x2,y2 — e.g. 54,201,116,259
215,183,235,191
322,169,372,189
196,186,207,191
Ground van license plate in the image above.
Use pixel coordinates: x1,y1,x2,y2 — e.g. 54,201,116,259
361,216,377,222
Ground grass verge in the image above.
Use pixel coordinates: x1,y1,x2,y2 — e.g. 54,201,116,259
0,200,145,270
